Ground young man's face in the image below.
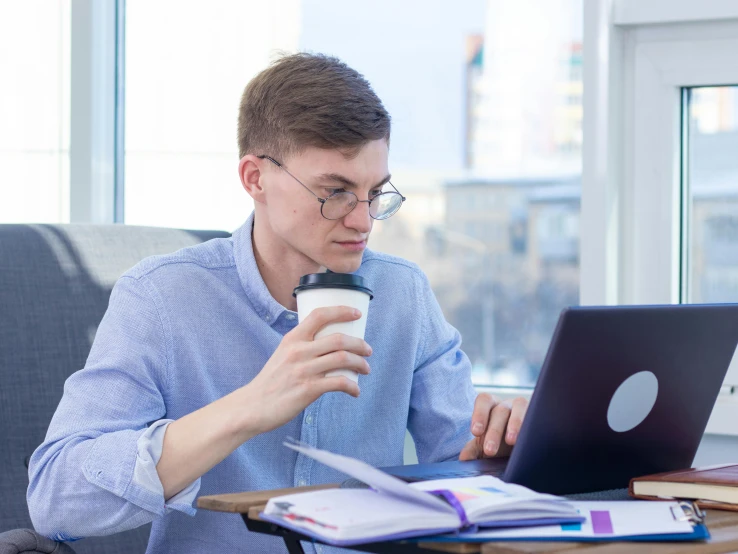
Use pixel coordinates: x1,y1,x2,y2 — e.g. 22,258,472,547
261,139,390,273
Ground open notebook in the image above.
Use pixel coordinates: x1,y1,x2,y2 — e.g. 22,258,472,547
260,441,584,546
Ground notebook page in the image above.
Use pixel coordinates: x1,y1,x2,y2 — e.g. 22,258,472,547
284,441,454,514
410,476,578,523
264,488,459,542
454,500,694,539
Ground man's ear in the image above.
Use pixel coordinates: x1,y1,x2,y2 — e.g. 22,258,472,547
239,155,266,203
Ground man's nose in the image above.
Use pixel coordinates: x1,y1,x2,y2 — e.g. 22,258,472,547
343,199,372,233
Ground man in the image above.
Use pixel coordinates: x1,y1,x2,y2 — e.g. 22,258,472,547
27,53,528,553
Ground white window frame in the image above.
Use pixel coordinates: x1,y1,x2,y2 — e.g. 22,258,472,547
584,0,738,435
69,0,124,223
626,26,738,306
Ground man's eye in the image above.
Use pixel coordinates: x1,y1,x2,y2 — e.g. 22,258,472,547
369,189,382,198
326,188,346,195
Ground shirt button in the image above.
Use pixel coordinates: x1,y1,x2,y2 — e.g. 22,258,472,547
298,479,307,487
305,414,313,425
286,313,296,321
264,314,271,322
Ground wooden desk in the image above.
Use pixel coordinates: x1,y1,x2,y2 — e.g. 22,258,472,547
198,486,738,554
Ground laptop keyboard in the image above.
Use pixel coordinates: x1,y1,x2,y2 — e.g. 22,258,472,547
381,458,509,483
416,470,485,479
402,468,506,482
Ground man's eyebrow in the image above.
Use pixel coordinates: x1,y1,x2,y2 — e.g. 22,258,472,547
314,173,392,189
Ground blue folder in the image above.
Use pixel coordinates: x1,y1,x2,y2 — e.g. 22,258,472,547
419,523,710,543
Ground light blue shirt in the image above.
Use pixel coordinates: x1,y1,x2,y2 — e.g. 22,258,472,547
27,212,476,553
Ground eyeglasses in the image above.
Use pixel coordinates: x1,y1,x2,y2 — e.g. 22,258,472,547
257,155,406,221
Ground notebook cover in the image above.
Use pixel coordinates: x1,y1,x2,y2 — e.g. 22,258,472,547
259,512,460,547
629,464,738,510
258,513,585,546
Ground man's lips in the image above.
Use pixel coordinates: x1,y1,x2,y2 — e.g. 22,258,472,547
335,240,367,251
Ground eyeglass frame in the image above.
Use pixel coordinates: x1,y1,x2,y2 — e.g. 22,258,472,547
256,154,406,221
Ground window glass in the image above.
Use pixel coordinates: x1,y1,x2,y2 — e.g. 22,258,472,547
0,2,71,223
125,0,582,387
124,0,300,230
338,0,583,387
685,86,738,303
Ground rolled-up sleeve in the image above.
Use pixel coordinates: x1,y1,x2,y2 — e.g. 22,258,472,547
27,274,199,540
407,271,476,464
131,419,200,514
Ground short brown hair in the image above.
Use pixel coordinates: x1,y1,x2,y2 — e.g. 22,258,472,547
237,52,391,160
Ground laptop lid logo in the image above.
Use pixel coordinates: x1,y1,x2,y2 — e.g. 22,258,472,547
607,371,659,432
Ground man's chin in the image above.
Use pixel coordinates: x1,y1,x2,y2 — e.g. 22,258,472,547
323,252,364,274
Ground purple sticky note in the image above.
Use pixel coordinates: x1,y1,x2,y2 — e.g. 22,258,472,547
590,510,614,534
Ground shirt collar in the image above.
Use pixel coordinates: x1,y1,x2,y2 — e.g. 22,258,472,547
232,212,293,325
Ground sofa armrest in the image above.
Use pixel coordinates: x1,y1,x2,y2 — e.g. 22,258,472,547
0,529,76,554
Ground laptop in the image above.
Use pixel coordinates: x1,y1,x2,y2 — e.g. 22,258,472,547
380,304,738,495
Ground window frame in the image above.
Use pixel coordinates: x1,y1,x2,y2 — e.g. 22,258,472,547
69,0,125,224
584,0,738,435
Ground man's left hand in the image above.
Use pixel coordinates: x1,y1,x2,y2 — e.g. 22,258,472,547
459,393,528,460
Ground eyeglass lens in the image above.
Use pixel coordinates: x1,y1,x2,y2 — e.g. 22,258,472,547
322,191,403,220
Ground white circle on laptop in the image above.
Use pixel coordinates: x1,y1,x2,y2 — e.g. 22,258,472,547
607,371,659,433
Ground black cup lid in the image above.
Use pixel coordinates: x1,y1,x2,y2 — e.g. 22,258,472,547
293,272,373,299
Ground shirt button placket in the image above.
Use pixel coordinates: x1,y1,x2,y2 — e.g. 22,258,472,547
295,409,317,488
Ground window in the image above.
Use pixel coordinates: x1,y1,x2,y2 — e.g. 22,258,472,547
123,0,582,388
355,0,583,388
0,2,71,223
684,86,738,304
124,1,301,231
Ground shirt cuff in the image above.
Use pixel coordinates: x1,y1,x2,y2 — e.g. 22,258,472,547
132,419,201,516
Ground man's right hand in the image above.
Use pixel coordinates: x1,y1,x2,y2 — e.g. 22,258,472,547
242,305,372,435
156,305,371,500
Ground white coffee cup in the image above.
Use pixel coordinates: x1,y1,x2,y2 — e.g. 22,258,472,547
293,272,373,383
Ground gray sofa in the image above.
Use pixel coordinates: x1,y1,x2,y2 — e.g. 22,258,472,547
0,224,230,554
